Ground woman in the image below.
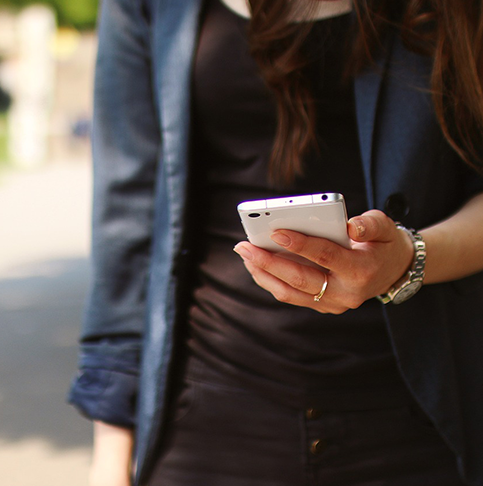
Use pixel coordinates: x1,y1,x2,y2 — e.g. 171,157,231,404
69,0,483,485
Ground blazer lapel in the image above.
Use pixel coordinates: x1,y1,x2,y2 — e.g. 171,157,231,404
354,38,393,208
136,4,204,485
152,0,204,229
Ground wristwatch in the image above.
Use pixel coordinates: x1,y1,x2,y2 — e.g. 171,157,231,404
377,224,426,305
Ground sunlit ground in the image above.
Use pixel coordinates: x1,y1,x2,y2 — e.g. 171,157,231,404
0,162,93,486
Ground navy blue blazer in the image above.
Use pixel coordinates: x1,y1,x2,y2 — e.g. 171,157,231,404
68,0,483,484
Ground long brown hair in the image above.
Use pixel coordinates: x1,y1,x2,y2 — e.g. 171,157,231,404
247,0,483,186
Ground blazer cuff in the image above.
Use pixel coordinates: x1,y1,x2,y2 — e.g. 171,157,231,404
67,339,141,427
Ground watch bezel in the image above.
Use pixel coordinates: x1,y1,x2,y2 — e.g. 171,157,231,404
390,277,424,304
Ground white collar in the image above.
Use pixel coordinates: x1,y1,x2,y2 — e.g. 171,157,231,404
219,0,353,21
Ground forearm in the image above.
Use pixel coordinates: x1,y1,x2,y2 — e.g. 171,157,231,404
90,421,134,486
420,192,483,284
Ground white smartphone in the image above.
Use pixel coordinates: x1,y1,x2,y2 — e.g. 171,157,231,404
237,193,350,260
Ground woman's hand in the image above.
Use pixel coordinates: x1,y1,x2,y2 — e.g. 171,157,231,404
234,210,414,314
89,421,134,486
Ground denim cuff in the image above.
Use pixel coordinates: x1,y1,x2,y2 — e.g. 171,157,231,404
67,340,141,427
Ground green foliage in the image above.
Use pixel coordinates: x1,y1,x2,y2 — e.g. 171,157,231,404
0,0,98,30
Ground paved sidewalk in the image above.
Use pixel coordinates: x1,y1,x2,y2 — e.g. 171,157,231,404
0,162,93,486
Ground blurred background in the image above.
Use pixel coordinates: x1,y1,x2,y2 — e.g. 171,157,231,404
0,1,97,484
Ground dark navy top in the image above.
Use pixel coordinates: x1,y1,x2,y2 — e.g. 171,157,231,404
186,0,408,408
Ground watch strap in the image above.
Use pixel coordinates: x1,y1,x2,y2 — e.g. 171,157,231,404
377,224,426,304
397,224,426,279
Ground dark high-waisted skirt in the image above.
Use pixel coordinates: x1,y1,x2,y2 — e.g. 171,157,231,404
147,355,465,486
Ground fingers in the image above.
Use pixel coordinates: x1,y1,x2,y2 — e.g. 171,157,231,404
234,243,325,295
243,259,320,308
348,210,396,243
242,259,347,313
269,229,349,272
233,243,353,314
267,211,397,269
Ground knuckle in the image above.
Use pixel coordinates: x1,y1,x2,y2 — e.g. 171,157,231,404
256,253,275,272
365,209,386,221
371,209,386,218
285,233,306,253
273,288,291,303
364,209,392,235
313,305,328,314
313,248,333,268
355,272,373,289
346,296,365,309
330,306,349,315
351,265,378,288
287,273,309,291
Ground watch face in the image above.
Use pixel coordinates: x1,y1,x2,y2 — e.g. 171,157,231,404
393,282,423,304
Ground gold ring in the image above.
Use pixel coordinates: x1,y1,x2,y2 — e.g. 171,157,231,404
313,274,328,302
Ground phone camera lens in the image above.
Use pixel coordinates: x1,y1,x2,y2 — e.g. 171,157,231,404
321,194,328,201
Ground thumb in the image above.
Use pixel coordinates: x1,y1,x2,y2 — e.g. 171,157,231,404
348,210,394,242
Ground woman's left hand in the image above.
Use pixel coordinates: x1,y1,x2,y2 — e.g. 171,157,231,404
233,210,414,314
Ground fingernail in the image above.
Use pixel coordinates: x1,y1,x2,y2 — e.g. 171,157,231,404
350,218,366,238
233,244,253,261
270,231,291,247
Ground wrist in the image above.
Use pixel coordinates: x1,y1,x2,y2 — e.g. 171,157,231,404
89,464,131,486
91,422,134,480
377,224,426,304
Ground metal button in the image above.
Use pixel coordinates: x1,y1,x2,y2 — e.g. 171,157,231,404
310,439,327,455
305,408,322,420
384,193,410,221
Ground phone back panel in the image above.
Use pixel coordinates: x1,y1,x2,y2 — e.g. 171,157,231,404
238,193,350,253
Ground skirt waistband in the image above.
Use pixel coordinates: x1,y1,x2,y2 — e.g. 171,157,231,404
182,353,417,412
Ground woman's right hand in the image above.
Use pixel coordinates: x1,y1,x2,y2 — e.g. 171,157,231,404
89,421,134,486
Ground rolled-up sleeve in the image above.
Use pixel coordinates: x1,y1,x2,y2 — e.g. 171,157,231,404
68,0,160,426
68,339,141,427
